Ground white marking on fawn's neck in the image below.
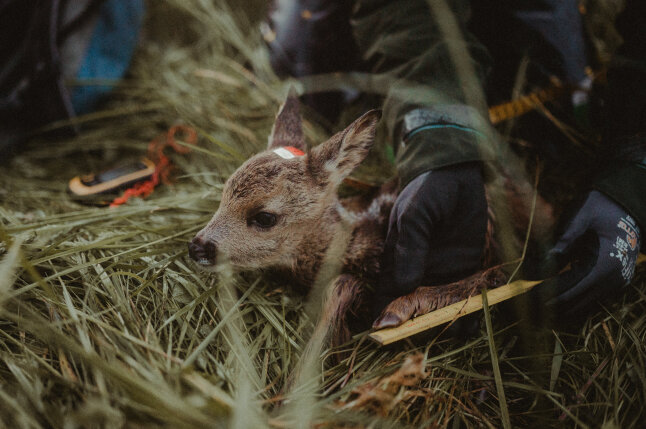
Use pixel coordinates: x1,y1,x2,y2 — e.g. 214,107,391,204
362,193,397,220
336,201,359,224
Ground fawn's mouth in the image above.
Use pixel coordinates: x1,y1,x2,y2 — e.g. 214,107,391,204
187,236,218,268
193,258,220,273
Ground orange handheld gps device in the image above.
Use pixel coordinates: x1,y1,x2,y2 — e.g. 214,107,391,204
68,158,155,205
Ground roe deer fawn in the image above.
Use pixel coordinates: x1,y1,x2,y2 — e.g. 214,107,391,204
188,93,552,349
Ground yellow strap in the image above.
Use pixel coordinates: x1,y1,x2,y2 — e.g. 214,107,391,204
488,82,566,125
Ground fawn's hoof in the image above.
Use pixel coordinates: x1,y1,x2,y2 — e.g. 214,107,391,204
372,312,403,330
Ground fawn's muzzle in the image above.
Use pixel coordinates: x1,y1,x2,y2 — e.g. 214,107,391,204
188,236,217,266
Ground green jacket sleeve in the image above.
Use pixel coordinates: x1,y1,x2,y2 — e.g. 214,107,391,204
352,0,495,186
594,0,646,242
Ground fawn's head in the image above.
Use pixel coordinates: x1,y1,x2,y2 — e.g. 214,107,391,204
188,93,381,271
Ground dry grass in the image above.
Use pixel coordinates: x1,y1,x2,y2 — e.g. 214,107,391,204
0,1,645,427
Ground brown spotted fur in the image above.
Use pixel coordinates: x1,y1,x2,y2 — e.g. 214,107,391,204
192,95,395,348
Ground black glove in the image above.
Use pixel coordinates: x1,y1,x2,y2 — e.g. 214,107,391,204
373,163,488,317
532,191,641,318
262,0,357,123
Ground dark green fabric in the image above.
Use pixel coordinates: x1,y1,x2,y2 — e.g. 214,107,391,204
594,162,646,244
352,0,493,179
351,0,646,214
395,126,494,187
601,0,646,142
593,0,646,248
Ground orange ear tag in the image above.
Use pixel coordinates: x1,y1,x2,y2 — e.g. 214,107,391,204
273,146,305,159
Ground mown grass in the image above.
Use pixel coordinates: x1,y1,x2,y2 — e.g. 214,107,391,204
0,1,644,427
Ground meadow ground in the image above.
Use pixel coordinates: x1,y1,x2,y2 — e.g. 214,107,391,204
0,1,644,428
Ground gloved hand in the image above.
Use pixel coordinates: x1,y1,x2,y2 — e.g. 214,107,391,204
372,163,488,326
532,190,641,318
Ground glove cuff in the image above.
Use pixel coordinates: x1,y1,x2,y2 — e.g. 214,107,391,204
594,161,646,244
395,105,496,187
396,126,494,188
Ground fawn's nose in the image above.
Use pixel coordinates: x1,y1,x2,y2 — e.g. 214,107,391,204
188,236,217,266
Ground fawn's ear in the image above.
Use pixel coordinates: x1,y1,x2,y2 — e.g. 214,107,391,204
267,89,306,151
309,109,381,186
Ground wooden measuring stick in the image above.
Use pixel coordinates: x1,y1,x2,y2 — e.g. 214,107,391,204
369,254,646,346
369,279,540,346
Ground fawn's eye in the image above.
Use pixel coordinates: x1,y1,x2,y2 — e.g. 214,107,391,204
248,212,277,229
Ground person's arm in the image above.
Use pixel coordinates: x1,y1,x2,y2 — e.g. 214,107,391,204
351,0,498,318
352,0,495,185
594,0,646,241
531,0,646,318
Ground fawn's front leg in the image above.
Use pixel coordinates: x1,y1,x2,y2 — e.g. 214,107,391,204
286,274,365,392
373,265,509,329
293,273,365,382
315,273,366,350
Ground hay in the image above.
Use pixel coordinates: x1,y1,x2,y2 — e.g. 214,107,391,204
1,1,645,427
